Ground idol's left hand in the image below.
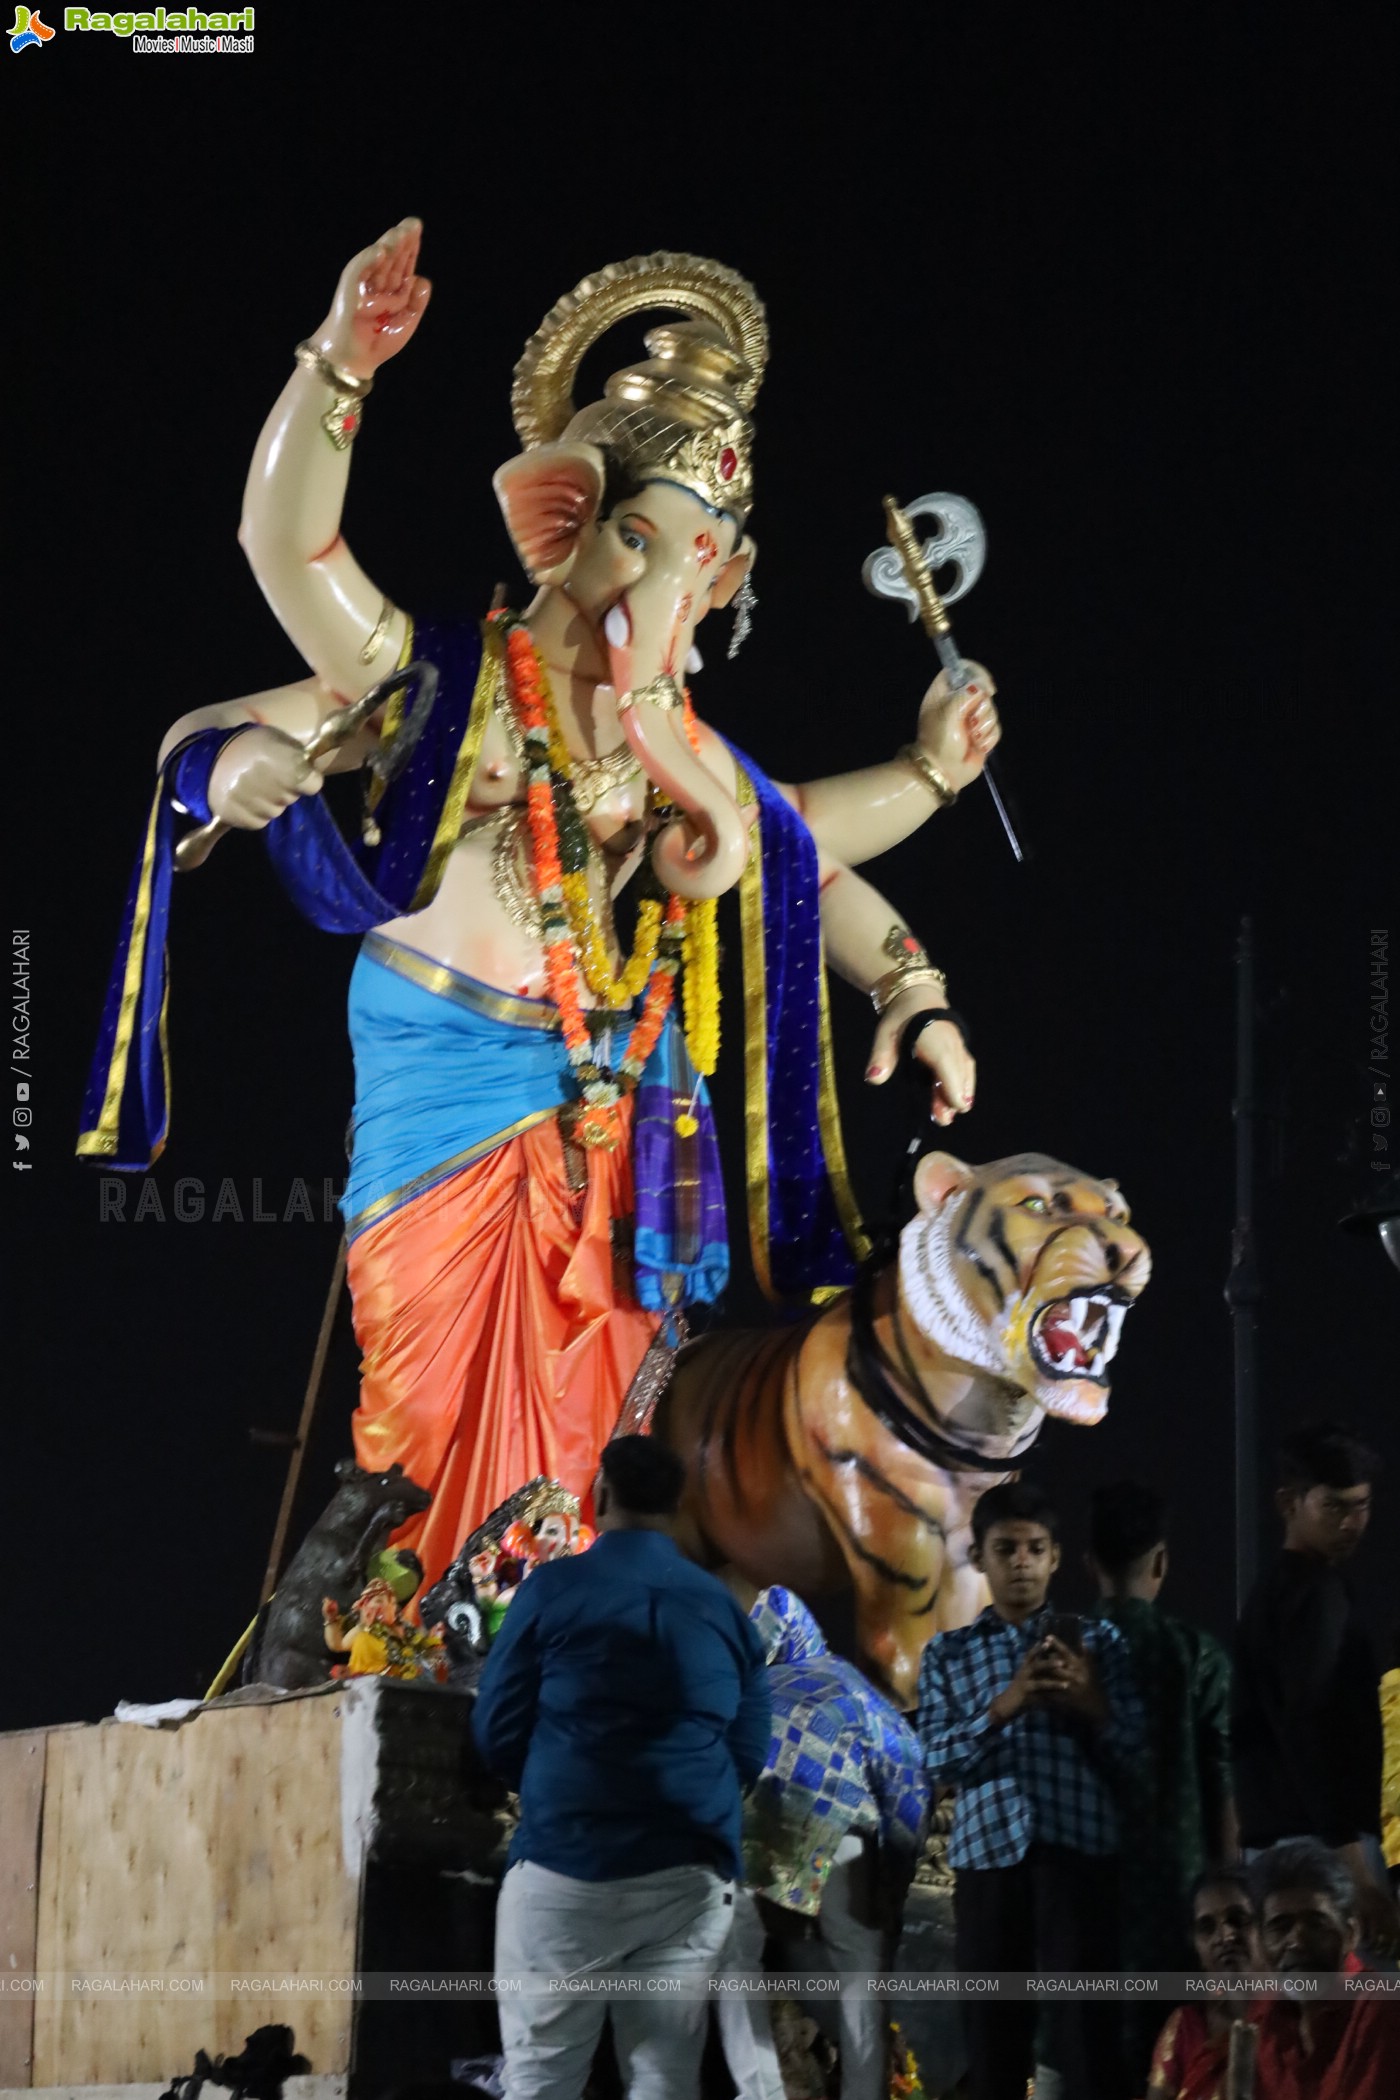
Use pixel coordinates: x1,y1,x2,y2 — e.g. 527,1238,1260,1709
916,659,1001,793
866,990,975,1127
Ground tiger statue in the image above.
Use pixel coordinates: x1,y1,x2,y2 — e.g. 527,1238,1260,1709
652,1150,1151,1708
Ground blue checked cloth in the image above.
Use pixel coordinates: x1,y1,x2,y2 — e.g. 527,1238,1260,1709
917,1604,1145,1871
744,1589,930,1914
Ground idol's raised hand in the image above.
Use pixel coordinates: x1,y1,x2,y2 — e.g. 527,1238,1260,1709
315,217,432,381
916,658,1001,795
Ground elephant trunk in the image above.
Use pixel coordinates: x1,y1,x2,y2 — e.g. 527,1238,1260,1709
617,683,748,900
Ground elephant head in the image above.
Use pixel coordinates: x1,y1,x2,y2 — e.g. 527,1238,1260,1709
498,267,769,901
495,438,753,897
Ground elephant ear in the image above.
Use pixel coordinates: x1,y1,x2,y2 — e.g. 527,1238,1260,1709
493,442,607,584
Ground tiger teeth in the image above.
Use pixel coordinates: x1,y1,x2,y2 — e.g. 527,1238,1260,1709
1039,1294,1130,1378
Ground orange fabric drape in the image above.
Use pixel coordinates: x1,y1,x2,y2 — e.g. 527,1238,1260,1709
347,1106,660,1593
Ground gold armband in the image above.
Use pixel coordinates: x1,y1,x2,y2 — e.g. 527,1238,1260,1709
359,596,395,666
615,676,684,715
294,339,373,452
871,926,948,1015
899,742,957,807
871,964,949,1016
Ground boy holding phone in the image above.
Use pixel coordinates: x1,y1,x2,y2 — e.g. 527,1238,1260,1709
916,1479,1144,2100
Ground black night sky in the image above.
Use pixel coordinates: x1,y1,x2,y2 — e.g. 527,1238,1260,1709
7,10,1396,1734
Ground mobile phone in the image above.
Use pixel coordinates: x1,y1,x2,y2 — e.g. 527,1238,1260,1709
1045,1612,1083,1654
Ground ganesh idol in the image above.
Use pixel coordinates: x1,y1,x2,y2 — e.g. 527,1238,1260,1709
79,223,1002,1592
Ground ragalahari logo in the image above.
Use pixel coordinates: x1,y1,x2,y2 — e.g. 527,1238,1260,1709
9,6,54,47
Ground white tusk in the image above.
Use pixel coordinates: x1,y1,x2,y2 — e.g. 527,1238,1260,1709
604,604,630,649
685,643,703,675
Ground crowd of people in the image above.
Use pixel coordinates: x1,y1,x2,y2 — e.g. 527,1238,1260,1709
466,1425,1400,2100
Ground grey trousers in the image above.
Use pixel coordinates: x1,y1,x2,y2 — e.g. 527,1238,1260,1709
494,1857,735,2100
715,1833,889,2100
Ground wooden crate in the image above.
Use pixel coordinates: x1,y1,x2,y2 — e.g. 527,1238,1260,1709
0,1730,56,2087
14,1680,501,2093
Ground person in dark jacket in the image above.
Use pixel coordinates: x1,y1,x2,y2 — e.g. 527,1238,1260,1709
1088,1480,1237,2086
1232,1422,1399,1953
473,1436,771,2100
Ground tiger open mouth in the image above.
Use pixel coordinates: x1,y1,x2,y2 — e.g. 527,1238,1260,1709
1030,1288,1133,1384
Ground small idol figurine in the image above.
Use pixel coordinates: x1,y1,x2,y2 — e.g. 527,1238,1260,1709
322,1546,446,1682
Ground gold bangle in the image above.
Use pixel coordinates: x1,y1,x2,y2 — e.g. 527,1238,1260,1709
899,742,957,807
294,339,374,399
870,963,949,1017
360,596,394,665
616,676,683,715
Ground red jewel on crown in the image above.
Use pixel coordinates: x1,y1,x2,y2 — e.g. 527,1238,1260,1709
719,447,737,482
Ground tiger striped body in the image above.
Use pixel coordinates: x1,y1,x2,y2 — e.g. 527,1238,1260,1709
654,1151,1151,1708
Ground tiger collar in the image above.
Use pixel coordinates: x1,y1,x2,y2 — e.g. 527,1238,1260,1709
845,1263,1042,1476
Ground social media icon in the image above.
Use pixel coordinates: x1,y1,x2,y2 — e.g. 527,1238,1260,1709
14,1107,32,1127
1375,1080,1390,1103
15,1081,29,1101
14,1134,29,1150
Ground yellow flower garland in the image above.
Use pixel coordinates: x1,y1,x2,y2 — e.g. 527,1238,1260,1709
537,666,723,1103
561,874,662,1008
682,896,720,1077
542,706,663,1009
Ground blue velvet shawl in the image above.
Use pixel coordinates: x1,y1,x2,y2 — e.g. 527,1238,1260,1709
79,614,865,1303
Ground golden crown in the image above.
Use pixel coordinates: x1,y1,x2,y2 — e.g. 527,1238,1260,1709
512,254,767,524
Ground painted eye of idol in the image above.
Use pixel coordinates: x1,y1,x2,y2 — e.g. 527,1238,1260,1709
614,513,653,556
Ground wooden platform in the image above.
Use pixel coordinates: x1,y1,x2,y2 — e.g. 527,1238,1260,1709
0,1681,505,2096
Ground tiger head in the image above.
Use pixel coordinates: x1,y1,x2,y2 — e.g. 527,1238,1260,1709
897,1151,1151,1426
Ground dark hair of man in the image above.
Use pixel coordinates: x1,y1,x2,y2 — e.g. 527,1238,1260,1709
1275,1422,1381,1492
599,1435,687,1517
971,1478,1059,1550
1188,1864,1253,1915
1090,1480,1167,1572
1246,1838,1357,1920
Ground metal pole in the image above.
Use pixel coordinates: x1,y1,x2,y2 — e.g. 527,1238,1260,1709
260,1235,348,1605
1225,916,1261,1616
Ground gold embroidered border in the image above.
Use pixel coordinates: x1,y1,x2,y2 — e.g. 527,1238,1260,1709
736,763,776,1301
365,616,417,816
76,781,168,1161
409,619,504,912
345,1106,557,1240
361,931,564,1030
817,949,872,1271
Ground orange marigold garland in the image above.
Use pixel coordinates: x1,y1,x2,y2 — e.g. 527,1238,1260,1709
502,620,696,1149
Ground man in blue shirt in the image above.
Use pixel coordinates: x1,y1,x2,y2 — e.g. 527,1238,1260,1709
917,1479,1144,2100
473,1436,771,2100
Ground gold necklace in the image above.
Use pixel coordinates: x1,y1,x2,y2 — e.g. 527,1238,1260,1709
499,658,640,811
489,809,543,937
567,744,643,814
